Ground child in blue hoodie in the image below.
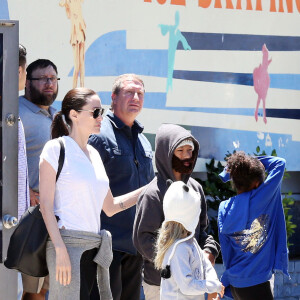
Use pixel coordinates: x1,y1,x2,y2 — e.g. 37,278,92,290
218,152,289,299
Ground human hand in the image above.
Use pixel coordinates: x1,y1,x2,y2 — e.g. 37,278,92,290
207,292,220,300
204,251,216,266
55,246,72,286
29,188,39,206
219,284,225,298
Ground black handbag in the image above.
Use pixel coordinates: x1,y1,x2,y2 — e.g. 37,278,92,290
4,138,65,277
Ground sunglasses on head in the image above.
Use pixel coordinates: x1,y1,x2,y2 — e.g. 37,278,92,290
77,108,105,119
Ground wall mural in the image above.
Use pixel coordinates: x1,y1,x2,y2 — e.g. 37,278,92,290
159,11,191,92
59,0,86,88
253,44,271,124
3,0,300,170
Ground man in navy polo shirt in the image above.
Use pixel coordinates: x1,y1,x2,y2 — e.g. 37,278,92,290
89,74,154,300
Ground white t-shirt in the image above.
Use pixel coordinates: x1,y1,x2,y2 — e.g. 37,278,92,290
40,136,109,234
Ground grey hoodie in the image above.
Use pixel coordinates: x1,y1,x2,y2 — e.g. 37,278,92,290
133,124,220,286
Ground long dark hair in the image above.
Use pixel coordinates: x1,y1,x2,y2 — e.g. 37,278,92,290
51,88,97,138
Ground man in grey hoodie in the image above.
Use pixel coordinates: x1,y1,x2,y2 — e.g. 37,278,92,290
133,124,220,300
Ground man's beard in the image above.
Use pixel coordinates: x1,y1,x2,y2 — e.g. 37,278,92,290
172,153,196,174
29,82,58,106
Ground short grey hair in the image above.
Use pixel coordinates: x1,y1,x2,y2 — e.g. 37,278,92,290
110,74,145,110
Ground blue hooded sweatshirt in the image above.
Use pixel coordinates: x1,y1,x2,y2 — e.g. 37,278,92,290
218,156,289,296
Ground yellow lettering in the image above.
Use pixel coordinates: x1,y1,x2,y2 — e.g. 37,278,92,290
286,0,293,12
270,0,276,11
236,0,252,10
225,0,234,8
279,0,284,11
144,0,299,12
256,0,262,10
270,0,298,12
296,0,300,12
198,0,212,8
171,0,186,5
214,0,222,7
214,0,234,9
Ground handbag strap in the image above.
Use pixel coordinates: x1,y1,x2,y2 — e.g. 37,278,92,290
56,138,65,182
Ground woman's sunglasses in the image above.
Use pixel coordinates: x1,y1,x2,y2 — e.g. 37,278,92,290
77,108,105,119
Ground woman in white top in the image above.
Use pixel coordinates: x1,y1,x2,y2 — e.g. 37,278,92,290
154,181,224,300
39,87,144,299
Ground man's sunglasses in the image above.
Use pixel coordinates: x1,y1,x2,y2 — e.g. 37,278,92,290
77,108,105,119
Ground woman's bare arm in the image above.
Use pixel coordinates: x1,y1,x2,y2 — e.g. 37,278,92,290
102,186,145,217
39,159,71,286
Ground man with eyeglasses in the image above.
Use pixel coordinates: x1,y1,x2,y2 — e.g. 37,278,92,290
89,74,155,300
19,59,59,300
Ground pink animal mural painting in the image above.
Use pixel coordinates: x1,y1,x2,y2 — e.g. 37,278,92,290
253,44,272,124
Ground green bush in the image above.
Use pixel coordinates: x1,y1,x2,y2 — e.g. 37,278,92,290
195,148,296,263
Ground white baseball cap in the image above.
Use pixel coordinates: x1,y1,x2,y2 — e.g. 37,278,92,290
163,181,200,233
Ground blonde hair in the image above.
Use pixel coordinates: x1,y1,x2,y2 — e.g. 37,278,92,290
154,221,190,270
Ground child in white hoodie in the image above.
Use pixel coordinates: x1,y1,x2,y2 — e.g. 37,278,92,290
154,181,224,300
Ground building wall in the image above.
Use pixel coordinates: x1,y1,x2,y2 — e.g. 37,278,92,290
288,198,300,259
2,0,300,173
214,262,300,300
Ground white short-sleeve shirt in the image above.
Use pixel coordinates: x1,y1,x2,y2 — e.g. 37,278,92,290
40,136,109,234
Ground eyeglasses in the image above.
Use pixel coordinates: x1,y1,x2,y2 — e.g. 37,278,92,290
77,108,105,119
28,77,60,84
